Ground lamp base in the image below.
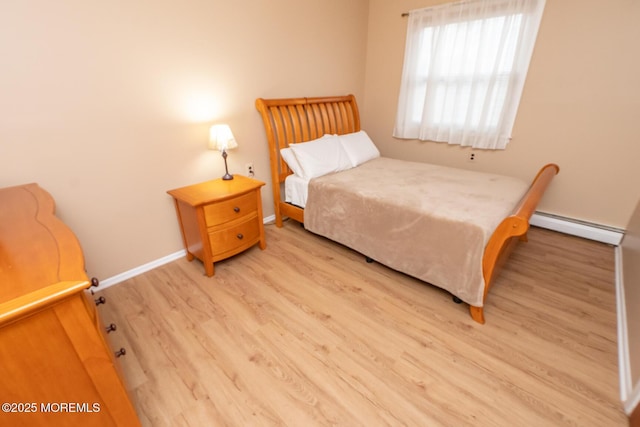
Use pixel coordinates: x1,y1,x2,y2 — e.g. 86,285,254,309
221,150,234,180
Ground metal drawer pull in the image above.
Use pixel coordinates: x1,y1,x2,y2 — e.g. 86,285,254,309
233,206,240,213
237,233,244,240
105,323,117,333
114,348,126,358
95,296,106,305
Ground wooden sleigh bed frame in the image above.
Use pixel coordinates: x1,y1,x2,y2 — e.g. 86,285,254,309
255,94,559,324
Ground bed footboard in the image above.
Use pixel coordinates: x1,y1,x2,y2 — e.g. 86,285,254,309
471,163,560,324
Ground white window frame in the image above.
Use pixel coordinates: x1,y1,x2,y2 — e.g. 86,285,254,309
394,0,546,149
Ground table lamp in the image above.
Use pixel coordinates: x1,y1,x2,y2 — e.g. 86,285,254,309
209,124,238,180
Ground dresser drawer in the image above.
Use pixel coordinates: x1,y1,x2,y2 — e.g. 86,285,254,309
203,192,257,226
209,216,260,257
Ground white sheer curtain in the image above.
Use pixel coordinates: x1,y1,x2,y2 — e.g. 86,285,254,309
394,0,546,149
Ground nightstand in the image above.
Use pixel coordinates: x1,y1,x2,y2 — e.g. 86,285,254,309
167,175,266,276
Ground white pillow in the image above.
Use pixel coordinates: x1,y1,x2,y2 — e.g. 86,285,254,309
280,147,304,177
338,130,380,167
280,134,334,178
289,134,352,180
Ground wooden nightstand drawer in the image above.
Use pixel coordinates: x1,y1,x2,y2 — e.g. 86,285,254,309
203,192,257,225
209,215,261,258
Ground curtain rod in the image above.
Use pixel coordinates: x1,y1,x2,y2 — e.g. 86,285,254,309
401,12,409,17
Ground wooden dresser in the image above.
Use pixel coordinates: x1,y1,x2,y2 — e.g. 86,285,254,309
0,183,140,427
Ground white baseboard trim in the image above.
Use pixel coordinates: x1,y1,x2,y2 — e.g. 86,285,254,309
100,212,624,289
98,249,186,290
98,215,277,290
615,245,640,415
627,384,640,417
530,212,624,245
100,212,623,289
615,246,632,407
100,213,621,290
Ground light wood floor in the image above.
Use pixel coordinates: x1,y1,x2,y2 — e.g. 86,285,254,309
99,221,626,426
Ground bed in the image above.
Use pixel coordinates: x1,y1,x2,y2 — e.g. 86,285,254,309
255,94,559,324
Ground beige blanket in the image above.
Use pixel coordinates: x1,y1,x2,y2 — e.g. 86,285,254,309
304,157,529,306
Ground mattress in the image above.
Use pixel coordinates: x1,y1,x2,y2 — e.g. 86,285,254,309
284,174,310,208
303,157,529,306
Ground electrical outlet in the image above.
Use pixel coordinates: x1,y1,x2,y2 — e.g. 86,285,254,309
468,152,477,162
246,163,255,177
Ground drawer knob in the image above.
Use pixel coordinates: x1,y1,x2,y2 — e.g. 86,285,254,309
95,296,106,306
233,206,240,213
90,277,100,294
105,323,117,333
115,348,126,358
237,233,244,240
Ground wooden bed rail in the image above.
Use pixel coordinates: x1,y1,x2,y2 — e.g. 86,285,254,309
471,163,560,324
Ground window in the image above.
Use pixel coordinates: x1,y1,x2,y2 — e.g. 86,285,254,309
394,0,546,149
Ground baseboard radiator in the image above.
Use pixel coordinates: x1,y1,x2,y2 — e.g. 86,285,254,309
530,212,624,246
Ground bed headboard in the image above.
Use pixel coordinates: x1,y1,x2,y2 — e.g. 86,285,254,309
255,94,362,226
255,95,361,185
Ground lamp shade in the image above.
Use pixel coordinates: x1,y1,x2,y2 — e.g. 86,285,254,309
209,124,238,152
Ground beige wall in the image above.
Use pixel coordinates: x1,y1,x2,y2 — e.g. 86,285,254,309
363,0,640,228
0,0,369,280
2,0,639,282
